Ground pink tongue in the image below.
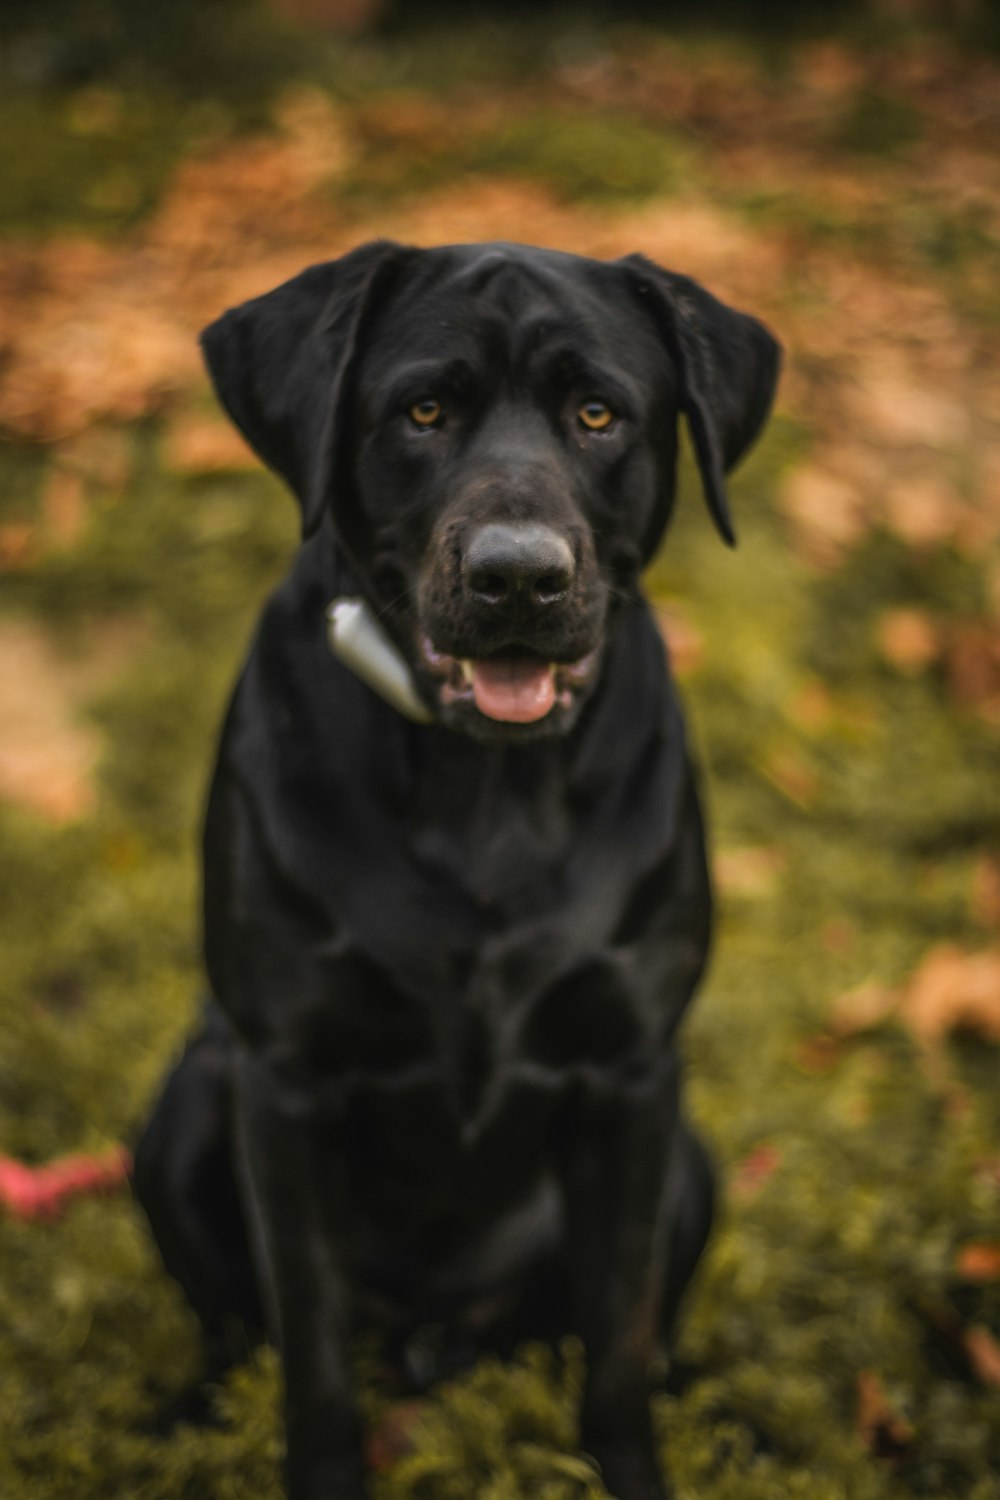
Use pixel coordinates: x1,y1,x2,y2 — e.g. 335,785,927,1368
471,654,556,723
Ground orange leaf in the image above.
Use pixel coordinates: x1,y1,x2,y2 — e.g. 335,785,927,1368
972,856,1000,930
900,944,1000,1049
855,1370,913,1459
964,1326,1000,1388
876,608,940,673
714,845,786,899
654,605,703,678
955,1242,1000,1282
731,1144,781,1198
829,981,898,1037
163,414,259,475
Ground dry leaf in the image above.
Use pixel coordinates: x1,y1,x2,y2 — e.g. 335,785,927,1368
163,414,259,475
900,943,1000,1048
779,465,868,566
955,1242,1000,1282
786,680,835,733
963,1326,1000,1388
795,1035,844,1073
883,476,962,548
41,466,87,549
972,855,1000,929
0,522,34,570
655,605,703,678
876,608,941,672
821,919,857,956
761,747,819,806
975,1158,1000,1194
731,1144,781,1198
860,377,969,450
0,617,146,823
829,982,898,1037
714,845,786,899
855,1370,913,1459
945,624,1000,720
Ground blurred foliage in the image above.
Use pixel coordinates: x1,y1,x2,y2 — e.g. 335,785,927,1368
1,5,1000,1499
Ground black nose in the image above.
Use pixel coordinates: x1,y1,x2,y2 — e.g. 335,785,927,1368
463,523,575,608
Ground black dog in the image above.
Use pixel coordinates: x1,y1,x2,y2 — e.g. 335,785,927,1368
134,240,780,1500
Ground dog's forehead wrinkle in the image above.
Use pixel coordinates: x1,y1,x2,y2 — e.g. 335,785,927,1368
362,255,664,417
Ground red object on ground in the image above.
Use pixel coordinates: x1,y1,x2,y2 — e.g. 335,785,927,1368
730,1143,782,1198
0,1146,132,1221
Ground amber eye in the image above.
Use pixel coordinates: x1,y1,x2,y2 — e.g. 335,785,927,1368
409,399,442,428
578,401,614,431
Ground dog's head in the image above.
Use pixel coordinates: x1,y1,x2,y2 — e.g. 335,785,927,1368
202,241,780,741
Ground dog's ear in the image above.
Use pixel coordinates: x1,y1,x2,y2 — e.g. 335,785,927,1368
200,240,409,539
618,253,781,547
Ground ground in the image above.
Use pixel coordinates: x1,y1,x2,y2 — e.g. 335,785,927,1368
0,8,999,1498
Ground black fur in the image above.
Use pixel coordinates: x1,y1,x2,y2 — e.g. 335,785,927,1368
134,240,780,1500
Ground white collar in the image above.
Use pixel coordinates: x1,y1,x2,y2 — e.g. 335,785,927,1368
326,598,433,724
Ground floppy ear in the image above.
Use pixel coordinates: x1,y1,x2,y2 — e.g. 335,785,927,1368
200,240,410,539
618,253,781,547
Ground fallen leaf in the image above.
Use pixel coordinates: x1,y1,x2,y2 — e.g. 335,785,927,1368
829,981,898,1036
0,522,34,570
883,476,962,548
731,1144,781,1198
955,1242,1000,1282
857,371,970,450
779,464,868,566
975,1158,1000,1194
945,623,1000,720
901,943,1000,1049
876,608,941,672
972,855,1000,929
0,616,146,822
785,680,835,733
963,1326,1000,1387
795,1035,843,1073
714,845,786,899
760,747,819,806
163,413,259,475
41,465,87,549
654,605,703,677
855,1370,913,1460
821,919,857,955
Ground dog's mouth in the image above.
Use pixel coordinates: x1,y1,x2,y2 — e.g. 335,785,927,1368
419,638,598,725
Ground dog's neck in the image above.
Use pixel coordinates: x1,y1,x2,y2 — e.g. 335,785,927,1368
326,596,433,724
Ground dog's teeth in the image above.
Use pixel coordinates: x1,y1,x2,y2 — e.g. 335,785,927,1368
460,660,474,686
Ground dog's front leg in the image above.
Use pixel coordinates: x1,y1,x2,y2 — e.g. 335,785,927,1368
560,1076,677,1500
235,1051,366,1500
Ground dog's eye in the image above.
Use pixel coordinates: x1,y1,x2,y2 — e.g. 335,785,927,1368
578,401,614,432
409,399,443,428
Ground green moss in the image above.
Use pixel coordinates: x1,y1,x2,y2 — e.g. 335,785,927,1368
339,107,694,209
0,91,228,238
833,88,923,158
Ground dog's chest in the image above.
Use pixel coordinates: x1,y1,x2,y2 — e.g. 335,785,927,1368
301,911,647,1131
308,920,648,1233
